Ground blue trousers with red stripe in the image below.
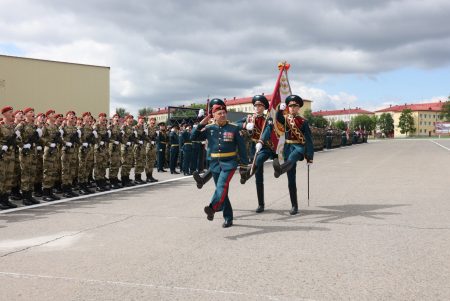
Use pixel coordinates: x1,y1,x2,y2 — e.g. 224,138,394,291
210,169,235,222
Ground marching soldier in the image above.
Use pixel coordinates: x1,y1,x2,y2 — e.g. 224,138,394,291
180,124,193,175
33,113,45,197
10,110,24,201
61,111,80,198
156,122,168,172
93,112,111,191
78,112,95,195
0,106,19,209
273,95,314,215
169,124,180,174
191,98,249,228
133,115,147,184
145,117,158,182
120,115,136,187
41,110,62,202
108,114,122,189
15,107,41,205
238,95,275,213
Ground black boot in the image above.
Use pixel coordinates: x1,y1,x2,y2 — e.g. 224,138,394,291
63,185,73,198
0,194,11,210
204,205,215,221
1,193,18,209
10,186,23,201
193,170,212,189
42,188,55,202
255,183,265,213
273,159,295,178
122,176,134,187
33,183,43,197
68,185,79,197
134,174,145,185
23,190,40,205
110,178,120,189
54,181,63,194
103,179,111,191
289,186,298,215
240,166,255,184
50,187,61,200
146,171,158,183
79,183,94,195
96,180,107,192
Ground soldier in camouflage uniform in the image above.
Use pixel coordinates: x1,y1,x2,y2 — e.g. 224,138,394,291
41,110,62,202
15,107,41,205
120,115,136,187
33,113,45,197
60,111,80,198
87,116,96,187
53,113,64,194
133,116,147,184
10,110,24,201
93,112,110,191
108,114,122,189
78,112,96,195
0,106,19,209
145,117,158,182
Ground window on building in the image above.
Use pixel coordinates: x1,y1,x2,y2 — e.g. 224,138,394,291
420,114,422,118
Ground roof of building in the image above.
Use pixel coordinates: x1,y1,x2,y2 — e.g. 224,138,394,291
148,108,169,116
312,108,374,116
376,101,444,113
0,54,110,69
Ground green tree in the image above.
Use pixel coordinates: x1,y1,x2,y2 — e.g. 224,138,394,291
398,109,416,136
439,98,450,121
115,107,129,118
378,113,394,136
303,109,328,128
188,103,207,110
138,107,153,117
350,114,376,132
335,120,347,131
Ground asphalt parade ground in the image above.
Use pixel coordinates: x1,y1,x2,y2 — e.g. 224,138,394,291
1,139,450,300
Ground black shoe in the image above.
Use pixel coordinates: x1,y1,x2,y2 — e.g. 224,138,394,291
193,171,203,189
1,194,18,208
256,205,265,213
204,206,215,221
110,178,120,189
62,185,73,198
9,187,23,201
171,171,180,174
50,188,61,200
222,220,233,228
23,191,40,205
33,183,43,197
239,166,253,185
79,183,94,195
160,169,167,172
134,174,145,185
54,181,63,194
289,206,298,215
42,188,56,202
96,180,107,192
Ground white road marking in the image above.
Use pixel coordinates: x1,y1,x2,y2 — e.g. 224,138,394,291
0,176,192,215
0,271,313,300
431,140,450,151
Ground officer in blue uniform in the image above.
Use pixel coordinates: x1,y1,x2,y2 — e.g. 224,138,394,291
191,98,248,228
273,95,314,215
169,124,180,174
238,95,275,213
156,122,168,172
180,124,193,175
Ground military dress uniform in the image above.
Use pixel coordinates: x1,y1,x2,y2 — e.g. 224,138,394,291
191,99,249,228
145,123,158,182
133,121,147,184
0,106,19,209
273,95,314,215
237,95,275,213
180,128,193,175
41,114,62,202
108,119,122,189
156,125,168,172
120,117,136,187
93,116,111,191
169,127,180,174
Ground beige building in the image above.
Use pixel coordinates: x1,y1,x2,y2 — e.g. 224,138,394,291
375,101,445,137
148,108,170,123
312,108,374,123
0,55,110,116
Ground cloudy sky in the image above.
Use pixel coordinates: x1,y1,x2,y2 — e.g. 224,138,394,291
1,0,450,115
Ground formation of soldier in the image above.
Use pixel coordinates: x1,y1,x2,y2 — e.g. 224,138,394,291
0,106,206,210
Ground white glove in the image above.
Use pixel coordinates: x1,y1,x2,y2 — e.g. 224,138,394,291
156,130,160,136
107,130,111,138
65,142,72,147
1,145,7,151
50,143,56,148
59,129,64,137
77,129,81,138
198,109,205,117
193,125,198,129
255,142,263,152
15,130,21,138
246,122,254,131
120,130,125,135
144,129,148,135
171,128,175,132
126,142,131,146
82,142,88,147
133,130,138,137
100,141,105,146
279,103,287,110
36,146,42,151
139,140,144,145
114,141,120,145
23,143,31,149
92,130,98,138
151,141,155,145
36,128,43,137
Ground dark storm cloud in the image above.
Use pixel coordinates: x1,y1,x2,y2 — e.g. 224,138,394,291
1,0,450,112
